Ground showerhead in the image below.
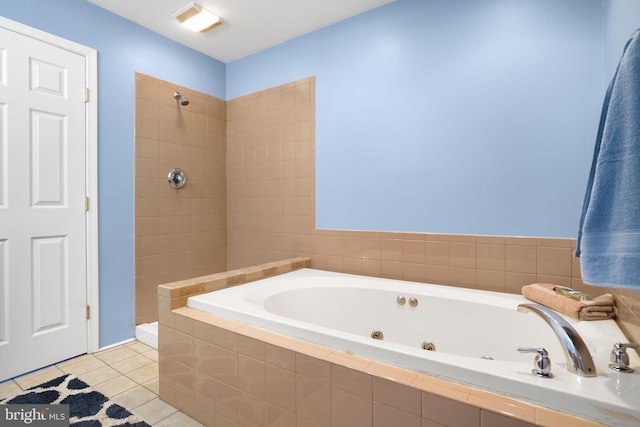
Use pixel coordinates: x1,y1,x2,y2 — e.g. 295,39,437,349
173,91,190,106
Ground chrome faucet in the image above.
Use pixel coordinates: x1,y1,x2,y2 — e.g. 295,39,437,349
517,303,597,377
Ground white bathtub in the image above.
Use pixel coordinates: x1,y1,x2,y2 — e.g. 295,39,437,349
187,268,640,426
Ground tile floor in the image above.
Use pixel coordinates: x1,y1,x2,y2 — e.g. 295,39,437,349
0,340,200,426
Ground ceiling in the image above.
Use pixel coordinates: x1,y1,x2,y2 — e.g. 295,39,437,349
87,0,394,63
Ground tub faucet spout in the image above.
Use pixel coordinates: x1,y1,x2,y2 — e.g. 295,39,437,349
517,303,597,377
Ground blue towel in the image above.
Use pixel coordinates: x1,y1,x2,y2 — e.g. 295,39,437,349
576,28,640,288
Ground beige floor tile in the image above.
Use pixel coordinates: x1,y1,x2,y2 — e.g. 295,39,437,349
142,349,159,362
93,375,139,398
14,366,66,390
112,354,155,374
79,365,122,387
152,411,203,427
59,355,108,376
56,353,95,369
142,378,160,394
95,345,139,365
127,341,155,354
0,380,22,400
131,397,178,424
126,362,158,384
112,384,157,410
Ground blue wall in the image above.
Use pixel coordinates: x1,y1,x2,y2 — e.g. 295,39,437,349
0,0,226,347
1,0,637,347
228,0,605,238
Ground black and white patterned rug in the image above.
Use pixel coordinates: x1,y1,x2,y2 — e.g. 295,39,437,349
0,374,150,426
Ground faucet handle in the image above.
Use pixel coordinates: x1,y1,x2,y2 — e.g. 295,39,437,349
517,347,554,378
609,342,639,373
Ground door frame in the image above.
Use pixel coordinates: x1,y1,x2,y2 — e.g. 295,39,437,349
0,16,100,353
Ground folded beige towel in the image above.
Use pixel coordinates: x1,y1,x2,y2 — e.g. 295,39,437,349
521,283,615,320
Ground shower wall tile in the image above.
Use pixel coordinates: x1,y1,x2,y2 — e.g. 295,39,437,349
331,365,372,398
265,344,296,371
422,392,481,427
226,77,314,269
296,375,332,426
505,245,537,274
381,260,402,279
537,246,572,277
379,238,401,261
238,355,265,399
403,263,426,283
450,267,476,288
135,73,226,325
238,392,267,426
450,243,476,268
265,364,296,412
504,236,537,246
296,354,331,384
425,241,450,266
538,237,572,248
402,240,425,264
424,265,450,285
476,270,506,293
476,244,505,271
297,416,324,427
332,387,372,427
505,272,537,294
373,402,422,427
239,336,265,361
374,377,422,416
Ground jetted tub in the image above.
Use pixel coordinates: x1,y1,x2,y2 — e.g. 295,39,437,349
187,268,640,426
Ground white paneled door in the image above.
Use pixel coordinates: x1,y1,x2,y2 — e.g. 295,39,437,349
0,25,88,381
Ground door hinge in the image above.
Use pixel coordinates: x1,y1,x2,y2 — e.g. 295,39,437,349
84,88,90,103
86,305,91,320
84,196,90,212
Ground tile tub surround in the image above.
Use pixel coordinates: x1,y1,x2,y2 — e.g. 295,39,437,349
158,259,608,427
135,73,227,324
225,77,640,344
131,74,640,342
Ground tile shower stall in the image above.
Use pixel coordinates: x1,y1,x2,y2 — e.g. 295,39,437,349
135,73,227,324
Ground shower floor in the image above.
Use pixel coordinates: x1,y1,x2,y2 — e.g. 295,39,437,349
135,321,158,349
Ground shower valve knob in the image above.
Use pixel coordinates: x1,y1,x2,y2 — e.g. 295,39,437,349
517,347,553,378
168,168,187,189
